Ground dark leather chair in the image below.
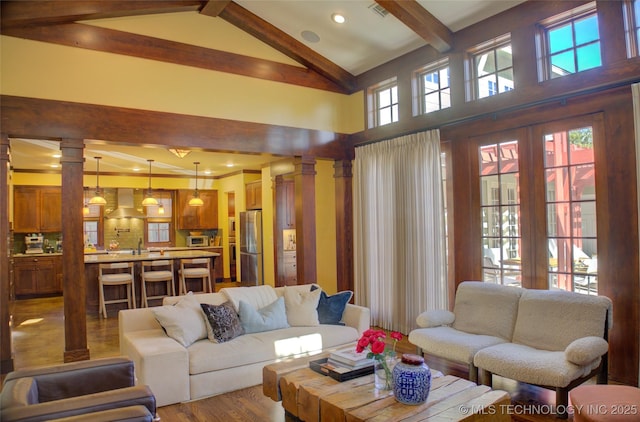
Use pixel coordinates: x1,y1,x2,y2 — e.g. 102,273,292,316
0,356,158,422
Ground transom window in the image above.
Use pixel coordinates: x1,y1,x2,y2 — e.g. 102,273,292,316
414,59,451,114
469,34,514,100
538,2,602,80
367,77,398,128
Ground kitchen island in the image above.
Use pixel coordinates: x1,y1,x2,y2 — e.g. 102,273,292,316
84,249,221,316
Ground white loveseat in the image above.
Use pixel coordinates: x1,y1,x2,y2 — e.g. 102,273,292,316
408,281,612,418
119,284,369,407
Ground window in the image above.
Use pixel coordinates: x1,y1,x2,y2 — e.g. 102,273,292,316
545,126,598,295
623,0,640,57
538,2,602,80
414,59,451,114
469,34,514,100
83,221,99,247
479,140,522,286
145,192,173,247
367,77,398,128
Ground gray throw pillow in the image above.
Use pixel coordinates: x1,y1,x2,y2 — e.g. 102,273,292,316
200,301,244,343
238,297,289,334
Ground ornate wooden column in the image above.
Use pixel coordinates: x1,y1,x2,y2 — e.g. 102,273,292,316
333,160,353,293
293,156,316,284
60,139,90,362
0,134,14,374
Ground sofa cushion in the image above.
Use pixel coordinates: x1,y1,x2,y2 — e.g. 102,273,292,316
238,297,289,334
473,342,602,387
221,285,278,311
565,336,609,366
452,281,522,340
200,301,244,343
0,377,38,409
408,326,508,364
511,289,611,351
311,286,353,325
284,286,321,326
187,325,359,376
152,293,208,347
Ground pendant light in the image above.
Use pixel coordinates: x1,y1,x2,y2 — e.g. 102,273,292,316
141,159,159,207
89,156,107,205
82,188,90,216
188,161,204,207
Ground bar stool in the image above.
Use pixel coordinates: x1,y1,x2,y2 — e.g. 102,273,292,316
98,262,135,318
141,260,175,307
179,258,212,295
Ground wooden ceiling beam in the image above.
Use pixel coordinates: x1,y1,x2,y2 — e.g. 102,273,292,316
211,1,356,92
2,22,346,93
200,0,231,18
0,1,204,29
375,0,453,52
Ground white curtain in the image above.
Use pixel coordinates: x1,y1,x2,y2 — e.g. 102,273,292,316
353,129,447,334
633,82,640,387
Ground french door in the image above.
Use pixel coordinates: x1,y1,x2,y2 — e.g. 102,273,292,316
475,114,603,293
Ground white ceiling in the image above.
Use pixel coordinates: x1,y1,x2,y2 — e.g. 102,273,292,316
9,1,526,175
235,0,526,75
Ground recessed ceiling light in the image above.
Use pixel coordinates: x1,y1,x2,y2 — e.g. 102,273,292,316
332,13,346,24
301,30,320,43
204,170,212,175
50,163,59,168
133,167,141,172
226,163,234,168
52,153,61,158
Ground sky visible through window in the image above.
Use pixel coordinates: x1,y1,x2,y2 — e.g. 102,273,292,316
548,13,601,77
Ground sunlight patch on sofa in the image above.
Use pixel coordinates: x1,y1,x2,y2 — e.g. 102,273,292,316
274,333,323,357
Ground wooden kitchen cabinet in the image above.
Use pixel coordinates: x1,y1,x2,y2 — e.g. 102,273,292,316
176,189,218,230
245,181,262,210
13,255,62,296
283,251,297,286
201,246,224,282
13,186,62,233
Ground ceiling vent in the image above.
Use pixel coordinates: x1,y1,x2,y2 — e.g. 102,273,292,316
368,3,389,18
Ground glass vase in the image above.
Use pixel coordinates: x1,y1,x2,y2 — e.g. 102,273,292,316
373,356,398,390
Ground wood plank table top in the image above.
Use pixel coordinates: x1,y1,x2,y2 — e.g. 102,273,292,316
264,357,511,422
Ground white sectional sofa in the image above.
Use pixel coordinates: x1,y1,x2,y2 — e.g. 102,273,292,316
408,281,612,418
119,284,369,407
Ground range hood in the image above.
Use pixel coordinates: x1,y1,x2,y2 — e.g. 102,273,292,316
105,189,146,219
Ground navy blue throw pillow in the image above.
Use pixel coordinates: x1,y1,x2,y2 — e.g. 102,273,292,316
311,285,353,325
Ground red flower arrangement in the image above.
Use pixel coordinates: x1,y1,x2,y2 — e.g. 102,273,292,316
356,329,403,389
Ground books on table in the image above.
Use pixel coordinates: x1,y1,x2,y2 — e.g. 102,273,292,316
329,348,374,369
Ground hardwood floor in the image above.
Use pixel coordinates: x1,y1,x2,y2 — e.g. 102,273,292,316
6,296,585,421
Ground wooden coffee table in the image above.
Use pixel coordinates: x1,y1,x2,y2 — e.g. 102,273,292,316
263,354,511,421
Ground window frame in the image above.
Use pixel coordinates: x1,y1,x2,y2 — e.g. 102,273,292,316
367,77,399,128
144,190,174,247
413,58,451,115
466,33,514,101
623,0,640,58
536,2,602,81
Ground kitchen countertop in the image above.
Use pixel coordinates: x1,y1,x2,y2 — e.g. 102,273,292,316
84,249,220,264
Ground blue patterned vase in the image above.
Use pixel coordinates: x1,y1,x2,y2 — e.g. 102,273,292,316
392,354,431,405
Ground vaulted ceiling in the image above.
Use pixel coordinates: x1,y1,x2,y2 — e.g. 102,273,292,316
1,0,525,175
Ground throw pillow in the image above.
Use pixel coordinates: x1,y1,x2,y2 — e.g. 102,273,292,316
238,297,289,334
283,286,321,326
200,301,244,343
152,293,208,347
312,286,353,325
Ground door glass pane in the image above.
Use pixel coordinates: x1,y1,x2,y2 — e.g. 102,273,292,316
545,125,597,294
480,139,521,287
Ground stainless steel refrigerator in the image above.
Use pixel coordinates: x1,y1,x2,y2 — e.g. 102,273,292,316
239,210,263,286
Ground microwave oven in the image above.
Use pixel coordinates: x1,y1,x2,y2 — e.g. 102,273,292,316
187,235,209,247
